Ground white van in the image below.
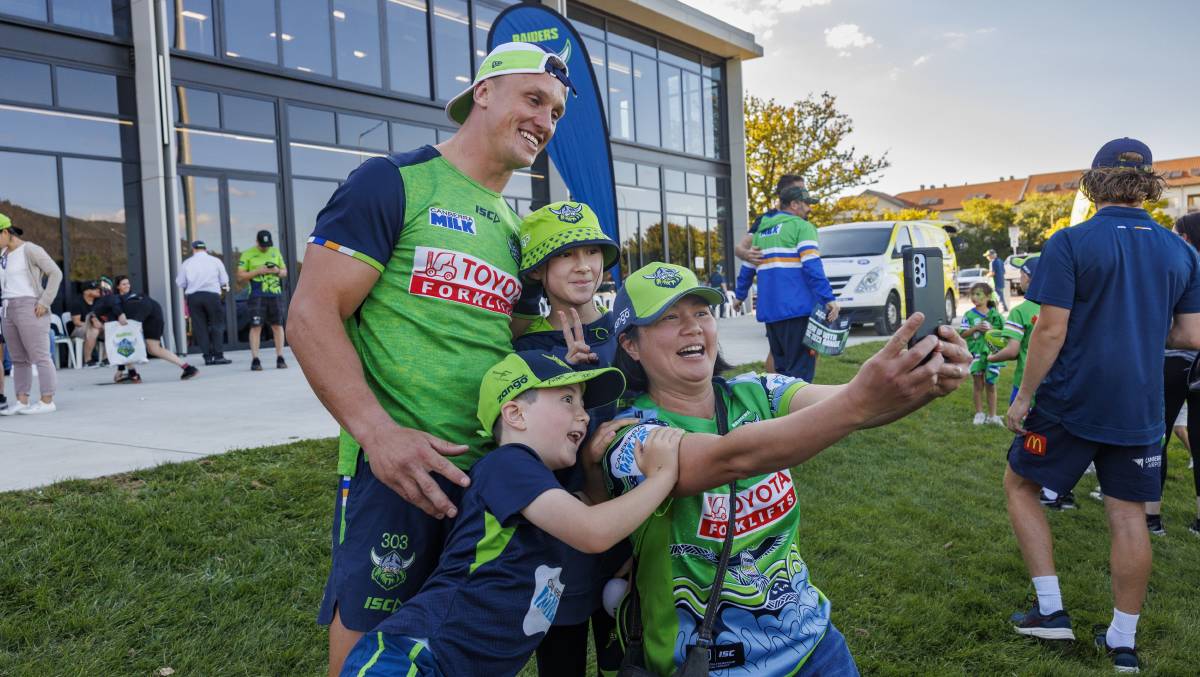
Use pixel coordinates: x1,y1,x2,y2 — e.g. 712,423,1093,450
819,221,959,334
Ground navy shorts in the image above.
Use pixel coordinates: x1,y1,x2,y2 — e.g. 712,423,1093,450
1007,409,1163,502
248,295,284,327
766,315,817,382
317,450,464,632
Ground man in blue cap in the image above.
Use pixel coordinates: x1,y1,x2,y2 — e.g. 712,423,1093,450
1002,138,1200,672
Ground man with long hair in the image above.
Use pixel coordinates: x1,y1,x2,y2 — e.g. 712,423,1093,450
1004,138,1200,672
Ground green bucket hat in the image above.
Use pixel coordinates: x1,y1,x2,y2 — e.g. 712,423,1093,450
612,262,726,337
446,41,574,126
477,350,625,438
519,201,619,275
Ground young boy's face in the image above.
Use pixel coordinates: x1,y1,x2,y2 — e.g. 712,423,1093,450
537,246,605,307
521,383,590,470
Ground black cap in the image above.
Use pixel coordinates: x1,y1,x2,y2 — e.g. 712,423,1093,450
81,280,100,291
256,230,273,247
191,240,206,249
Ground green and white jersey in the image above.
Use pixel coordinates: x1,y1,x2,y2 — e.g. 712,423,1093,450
602,373,833,677
309,146,524,475
1000,299,1040,386
959,306,1004,356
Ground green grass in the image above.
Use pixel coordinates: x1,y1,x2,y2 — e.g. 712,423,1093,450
3,343,1199,675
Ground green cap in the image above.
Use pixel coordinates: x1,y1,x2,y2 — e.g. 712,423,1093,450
446,41,573,125
612,262,726,337
477,350,625,438
0,213,9,230
519,201,619,275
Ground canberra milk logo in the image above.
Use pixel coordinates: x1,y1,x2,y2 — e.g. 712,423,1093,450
428,207,475,235
523,565,564,636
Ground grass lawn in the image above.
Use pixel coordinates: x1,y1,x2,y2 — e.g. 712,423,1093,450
3,342,1199,675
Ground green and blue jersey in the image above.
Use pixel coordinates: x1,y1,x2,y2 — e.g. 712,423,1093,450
238,246,285,297
734,210,835,323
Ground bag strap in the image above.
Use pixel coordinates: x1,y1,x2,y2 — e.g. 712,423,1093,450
694,378,738,647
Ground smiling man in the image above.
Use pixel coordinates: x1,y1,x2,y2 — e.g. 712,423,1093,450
287,42,571,676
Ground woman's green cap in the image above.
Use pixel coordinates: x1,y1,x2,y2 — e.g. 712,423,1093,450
519,201,619,275
612,262,726,337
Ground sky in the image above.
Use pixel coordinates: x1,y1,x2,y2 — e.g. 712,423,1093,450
679,0,1200,196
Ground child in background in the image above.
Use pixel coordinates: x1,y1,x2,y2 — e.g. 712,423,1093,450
961,281,1005,425
338,351,682,677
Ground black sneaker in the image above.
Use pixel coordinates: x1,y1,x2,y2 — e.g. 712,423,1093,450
276,355,287,369
1060,491,1077,510
1010,601,1075,640
251,357,262,371
210,357,231,365
1146,515,1166,536
181,364,199,380
1094,627,1140,673
1039,490,1075,511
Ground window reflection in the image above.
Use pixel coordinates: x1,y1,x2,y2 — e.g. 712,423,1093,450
683,71,703,155
292,178,339,265
176,128,277,173
288,105,336,144
607,47,632,141
473,3,498,71
0,0,46,21
334,0,382,87
0,150,61,262
168,0,214,55
223,0,277,64
0,56,52,106
62,157,127,281
51,0,115,35
220,94,276,136
338,114,388,151
703,77,718,159
176,86,219,128
0,103,125,157
283,0,333,76
290,142,380,180
387,0,431,97
639,212,663,263
392,122,436,151
176,175,222,261
583,36,607,121
432,0,471,101
55,67,119,115
659,64,682,151
227,179,281,295
617,209,639,277
632,54,659,146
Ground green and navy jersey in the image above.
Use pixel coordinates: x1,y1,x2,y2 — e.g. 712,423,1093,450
602,373,832,677
733,210,835,323
238,246,285,297
372,444,571,676
1000,299,1039,386
308,146,523,475
959,306,1004,356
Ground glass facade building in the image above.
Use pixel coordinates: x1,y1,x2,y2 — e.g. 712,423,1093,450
0,0,759,350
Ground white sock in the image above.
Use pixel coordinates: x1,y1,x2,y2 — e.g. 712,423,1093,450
1032,575,1063,615
1106,609,1139,649
1042,488,1059,501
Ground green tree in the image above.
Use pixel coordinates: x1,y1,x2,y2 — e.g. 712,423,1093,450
744,93,889,225
1014,192,1073,251
955,198,1015,268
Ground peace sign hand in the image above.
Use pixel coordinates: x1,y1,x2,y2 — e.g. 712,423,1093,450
559,308,598,365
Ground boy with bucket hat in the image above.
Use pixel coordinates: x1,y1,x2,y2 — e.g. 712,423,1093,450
338,350,681,677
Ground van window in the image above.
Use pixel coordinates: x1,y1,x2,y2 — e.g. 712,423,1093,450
819,227,893,258
892,226,912,255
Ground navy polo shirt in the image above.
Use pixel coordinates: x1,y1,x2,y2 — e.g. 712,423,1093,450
1026,206,1200,445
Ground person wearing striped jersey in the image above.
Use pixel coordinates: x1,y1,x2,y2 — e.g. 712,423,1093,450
732,185,838,381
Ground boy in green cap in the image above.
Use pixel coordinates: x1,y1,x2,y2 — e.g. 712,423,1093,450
338,350,681,677
512,200,625,674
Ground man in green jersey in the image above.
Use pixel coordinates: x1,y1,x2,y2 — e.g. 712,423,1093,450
989,255,1041,406
237,229,288,371
288,42,573,675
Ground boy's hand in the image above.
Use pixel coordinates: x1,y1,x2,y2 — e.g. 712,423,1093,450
560,308,598,365
635,427,684,480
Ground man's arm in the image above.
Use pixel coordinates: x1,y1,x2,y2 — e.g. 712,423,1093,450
288,244,470,518
733,232,762,266
1167,313,1200,350
1006,304,1070,432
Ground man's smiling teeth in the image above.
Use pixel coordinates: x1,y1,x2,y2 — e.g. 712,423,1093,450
519,131,538,147
678,344,705,356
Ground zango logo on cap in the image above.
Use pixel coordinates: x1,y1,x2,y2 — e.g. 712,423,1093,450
643,266,683,289
1023,432,1047,456
697,471,796,541
491,60,503,68
409,246,521,315
429,207,475,235
549,203,584,224
497,375,530,402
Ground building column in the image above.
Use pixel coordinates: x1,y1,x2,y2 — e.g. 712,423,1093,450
725,58,749,270
130,0,185,352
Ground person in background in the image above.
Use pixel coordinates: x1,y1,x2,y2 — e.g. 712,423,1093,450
986,249,1009,312
91,279,198,383
960,282,1005,426
238,230,288,371
71,280,106,367
0,213,61,416
177,240,231,366
708,263,727,317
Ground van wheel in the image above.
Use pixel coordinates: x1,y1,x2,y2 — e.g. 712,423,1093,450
876,291,901,335
945,292,957,322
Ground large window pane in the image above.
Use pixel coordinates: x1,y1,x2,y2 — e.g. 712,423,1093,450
683,71,703,155
62,157,127,281
0,150,61,262
292,178,339,264
283,0,333,76
175,86,219,128
334,0,382,87
432,0,471,101
177,128,276,173
607,47,632,141
637,164,659,188
583,37,606,122
338,114,388,151
387,0,430,97
616,184,660,212
392,122,436,151
0,0,47,21
613,160,635,186
702,76,718,159
221,94,275,136
474,3,498,71
658,63,682,151
168,0,215,56
0,56,52,106
639,212,663,263
289,142,375,180
229,180,282,301
56,67,119,115
176,175,222,260
288,105,336,144
0,104,123,157
617,209,638,277
223,0,277,64
632,54,658,146
51,0,113,35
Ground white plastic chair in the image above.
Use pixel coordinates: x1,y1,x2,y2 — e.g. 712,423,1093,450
61,311,84,367
49,314,80,369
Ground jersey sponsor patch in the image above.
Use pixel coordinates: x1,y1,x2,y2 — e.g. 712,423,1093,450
522,564,564,636
409,246,521,315
428,207,476,235
697,470,796,541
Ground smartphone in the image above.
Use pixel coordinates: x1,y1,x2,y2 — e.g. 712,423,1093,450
265,262,278,269
902,247,949,348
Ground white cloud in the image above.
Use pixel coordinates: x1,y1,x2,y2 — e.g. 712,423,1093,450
913,54,932,67
824,24,875,52
942,31,968,49
888,67,902,81
679,0,832,41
